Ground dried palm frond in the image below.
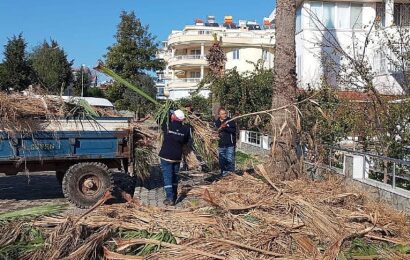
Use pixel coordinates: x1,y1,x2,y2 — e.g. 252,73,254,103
0,92,118,134
0,222,45,260
4,166,410,259
27,217,84,260
64,225,111,260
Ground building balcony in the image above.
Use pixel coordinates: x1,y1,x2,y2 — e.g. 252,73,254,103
168,55,208,69
167,29,275,48
167,30,215,47
167,78,202,89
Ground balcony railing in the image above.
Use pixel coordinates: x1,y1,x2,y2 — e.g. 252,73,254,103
169,30,274,40
171,78,202,83
172,55,205,61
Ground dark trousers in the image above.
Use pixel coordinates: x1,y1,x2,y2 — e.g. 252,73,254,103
160,158,180,201
218,146,235,176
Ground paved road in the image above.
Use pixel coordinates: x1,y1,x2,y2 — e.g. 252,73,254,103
0,166,167,215
0,165,219,215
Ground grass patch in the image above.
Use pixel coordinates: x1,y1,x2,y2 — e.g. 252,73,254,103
0,204,67,221
337,238,410,260
236,150,258,168
242,213,260,224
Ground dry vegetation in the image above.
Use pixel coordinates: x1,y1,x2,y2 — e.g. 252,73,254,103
1,166,409,259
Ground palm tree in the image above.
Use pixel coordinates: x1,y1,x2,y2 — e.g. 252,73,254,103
271,0,300,179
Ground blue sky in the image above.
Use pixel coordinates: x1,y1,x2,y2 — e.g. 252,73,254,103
0,0,275,68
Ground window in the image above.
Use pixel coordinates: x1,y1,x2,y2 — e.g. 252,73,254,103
189,71,201,78
350,4,363,29
373,50,386,74
190,49,201,56
296,7,302,32
157,87,165,96
246,131,261,145
232,48,240,60
262,49,268,61
375,3,385,27
337,3,350,29
323,2,336,28
309,2,363,29
309,2,322,28
394,3,410,26
198,30,212,35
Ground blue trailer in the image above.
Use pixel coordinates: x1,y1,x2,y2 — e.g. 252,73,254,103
0,117,135,208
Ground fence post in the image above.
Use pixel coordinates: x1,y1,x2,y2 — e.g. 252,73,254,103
392,162,396,189
329,148,332,168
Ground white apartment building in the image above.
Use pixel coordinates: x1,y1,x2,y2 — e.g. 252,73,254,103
156,16,275,100
270,0,409,94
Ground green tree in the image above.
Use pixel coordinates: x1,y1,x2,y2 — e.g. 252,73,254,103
87,87,105,98
1,34,32,91
105,11,163,115
0,63,6,89
30,40,73,94
204,62,274,130
177,95,212,120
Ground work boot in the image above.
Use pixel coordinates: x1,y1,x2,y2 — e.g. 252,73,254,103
221,171,231,177
163,199,175,206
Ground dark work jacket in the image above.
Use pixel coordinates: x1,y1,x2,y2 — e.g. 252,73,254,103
214,117,236,148
159,120,192,161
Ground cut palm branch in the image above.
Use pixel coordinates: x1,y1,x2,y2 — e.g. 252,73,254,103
94,61,159,106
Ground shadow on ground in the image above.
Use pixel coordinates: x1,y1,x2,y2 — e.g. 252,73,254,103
0,173,64,200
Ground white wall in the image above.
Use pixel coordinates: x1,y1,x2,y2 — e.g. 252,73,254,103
296,1,406,94
225,47,274,72
169,89,210,100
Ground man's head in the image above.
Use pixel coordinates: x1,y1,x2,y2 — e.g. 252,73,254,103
171,109,185,122
218,107,227,120
184,104,193,113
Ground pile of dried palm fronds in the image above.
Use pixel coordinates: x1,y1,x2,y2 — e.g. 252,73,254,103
2,167,409,260
132,124,158,179
154,99,219,170
0,92,120,133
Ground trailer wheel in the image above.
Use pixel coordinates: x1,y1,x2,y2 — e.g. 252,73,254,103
62,162,113,208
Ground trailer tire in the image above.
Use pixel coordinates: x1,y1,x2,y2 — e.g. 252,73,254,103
62,162,113,208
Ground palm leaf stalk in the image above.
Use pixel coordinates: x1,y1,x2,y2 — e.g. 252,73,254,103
94,61,159,106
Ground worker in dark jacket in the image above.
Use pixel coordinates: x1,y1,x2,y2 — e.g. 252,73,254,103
214,107,236,176
159,109,192,206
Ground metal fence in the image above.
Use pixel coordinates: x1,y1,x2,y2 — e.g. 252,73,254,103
328,146,410,191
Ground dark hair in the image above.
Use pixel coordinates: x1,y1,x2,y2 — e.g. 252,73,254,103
218,107,226,113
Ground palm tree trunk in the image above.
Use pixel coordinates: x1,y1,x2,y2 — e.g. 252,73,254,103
271,0,300,179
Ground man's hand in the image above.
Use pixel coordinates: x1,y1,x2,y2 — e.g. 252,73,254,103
220,123,227,128
211,132,219,140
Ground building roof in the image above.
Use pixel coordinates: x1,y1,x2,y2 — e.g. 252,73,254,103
61,96,114,107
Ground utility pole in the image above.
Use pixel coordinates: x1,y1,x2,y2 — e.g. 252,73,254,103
81,64,85,97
